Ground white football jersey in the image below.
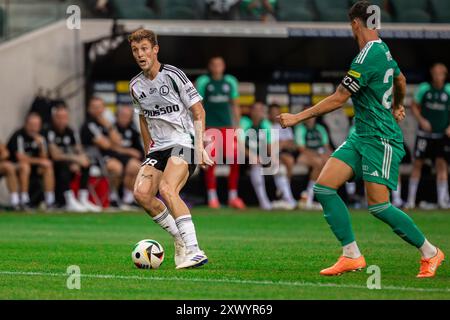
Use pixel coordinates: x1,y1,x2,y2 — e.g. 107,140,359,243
130,64,202,153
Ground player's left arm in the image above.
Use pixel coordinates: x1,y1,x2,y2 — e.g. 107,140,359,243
191,102,214,168
392,72,407,123
279,85,351,128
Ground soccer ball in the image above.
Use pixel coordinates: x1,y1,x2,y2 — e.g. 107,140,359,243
131,239,165,269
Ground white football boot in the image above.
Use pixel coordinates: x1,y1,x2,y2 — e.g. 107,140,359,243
175,249,208,269
174,238,187,267
80,198,102,212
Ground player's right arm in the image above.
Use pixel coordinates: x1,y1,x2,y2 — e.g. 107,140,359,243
279,85,351,128
392,72,407,123
138,114,152,155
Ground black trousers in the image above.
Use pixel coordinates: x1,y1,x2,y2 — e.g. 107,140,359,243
53,161,90,205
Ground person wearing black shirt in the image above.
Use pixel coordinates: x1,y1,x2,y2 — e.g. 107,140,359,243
114,105,143,206
0,141,20,210
47,105,101,212
7,113,55,209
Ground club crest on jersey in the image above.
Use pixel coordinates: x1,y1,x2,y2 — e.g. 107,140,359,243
160,85,170,96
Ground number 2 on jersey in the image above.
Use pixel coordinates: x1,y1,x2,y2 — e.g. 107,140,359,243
382,68,394,109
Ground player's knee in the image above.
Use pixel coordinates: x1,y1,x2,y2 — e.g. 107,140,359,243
18,162,31,174
3,162,15,175
159,180,176,201
107,159,123,176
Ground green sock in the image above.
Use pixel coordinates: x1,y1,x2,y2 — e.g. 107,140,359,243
314,184,355,246
368,202,425,248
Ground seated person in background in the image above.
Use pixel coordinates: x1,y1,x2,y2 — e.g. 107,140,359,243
7,112,55,209
80,96,125,208
241,102,296,210
0,141,20,210
294,113,332,209
240,0,277,21
205,0,240,20
114,105,143,206
47,105,101,212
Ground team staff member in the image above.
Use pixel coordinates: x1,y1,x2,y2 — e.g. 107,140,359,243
406,63,450,209
196,56,245,210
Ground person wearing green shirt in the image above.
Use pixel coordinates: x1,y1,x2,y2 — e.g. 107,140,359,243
294,115,332,209
406,63,450,210
196,56,245,210
279,1,443,278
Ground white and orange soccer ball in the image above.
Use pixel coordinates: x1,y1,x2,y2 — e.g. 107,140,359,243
132,239,165,269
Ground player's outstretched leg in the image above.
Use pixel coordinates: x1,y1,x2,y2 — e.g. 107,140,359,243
314,158,367,276
159,157,207,269
134,164,187,267
366,181,445,278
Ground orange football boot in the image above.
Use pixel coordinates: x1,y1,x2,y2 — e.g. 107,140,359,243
208,199,221,209
417,248,445,278
320,255,367,276
229,197,246,210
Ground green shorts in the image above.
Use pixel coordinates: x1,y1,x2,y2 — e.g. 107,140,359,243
332,132,405,191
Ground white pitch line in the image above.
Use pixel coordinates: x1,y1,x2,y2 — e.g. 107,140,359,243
0,271,449,294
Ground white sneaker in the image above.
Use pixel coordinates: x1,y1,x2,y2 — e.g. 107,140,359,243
174,238,186,267
438,201,450,210
80,198,102,212
175,250,208,269
66,199,87,212
271,200,296,210
392,198,404,208
404,201,416,210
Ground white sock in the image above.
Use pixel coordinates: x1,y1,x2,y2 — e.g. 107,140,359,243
392,183,402,205
64,190,76,204
123,188,135,204
152,207,181,240
110,190,119,202
274,173,296,205
208,189,218,202
20,192,30,204
79,189,89,202
175,215,200,252
306,180,316,205
437,180,449,206
346,182,356,196
407,178,419,206
343,241,362,259
250,165,271,209
228,189,238,201
10,192,20,206
419,239,438,259
45,191,55,206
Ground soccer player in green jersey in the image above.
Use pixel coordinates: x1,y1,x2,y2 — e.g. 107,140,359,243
279,1,444,278
406,63,450,209
294,115,332,209
196,56,246,210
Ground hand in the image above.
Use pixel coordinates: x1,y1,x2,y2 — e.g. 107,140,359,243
33,135,45,146
197,148,214,169
38,158,52,169
419,118,432,133
97,116,111,129
393,105,406,123
76,154,90,168
277,113,299,128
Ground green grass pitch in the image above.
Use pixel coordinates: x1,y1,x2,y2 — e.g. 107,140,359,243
0,208,449,300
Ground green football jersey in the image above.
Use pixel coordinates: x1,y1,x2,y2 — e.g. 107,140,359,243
342,39,403,142
414,82,450,134
240,116,272,152
294,123,329,150
196,74,239,128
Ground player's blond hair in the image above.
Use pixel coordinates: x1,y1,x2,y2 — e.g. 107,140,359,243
128,29,158,47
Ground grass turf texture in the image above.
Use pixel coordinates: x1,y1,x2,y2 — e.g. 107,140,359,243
0,208,449,300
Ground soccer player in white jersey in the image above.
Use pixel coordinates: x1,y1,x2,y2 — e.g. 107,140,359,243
129,29,214,269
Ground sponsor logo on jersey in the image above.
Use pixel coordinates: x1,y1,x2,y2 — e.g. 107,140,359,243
160,85,170,96
149,88,157,95
142,104,180,117
139,92,147,100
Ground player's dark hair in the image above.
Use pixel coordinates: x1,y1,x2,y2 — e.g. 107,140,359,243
128,29,158,47
348,0,372,26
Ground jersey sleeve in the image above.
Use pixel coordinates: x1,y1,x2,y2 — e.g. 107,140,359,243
224,75,240,100
341,51,376,95
414,83,431,105
294,125,307,147
317,124,330,146
171,69,202,109
195,75,209,98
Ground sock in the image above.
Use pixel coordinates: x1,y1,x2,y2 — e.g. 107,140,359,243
345,182,356,197
175,215,200,252
274,173,296,206
407,178,419,206
64,190,76,204
21,192,30,204
79,189,89,202
110,190,119,202
437,180,449,206
152,208,181,240
314,184,355,246
10,192,20,206
250,166,271,209
306,180,316,205
419,239,438,259
45,191,55,206
343,241,362,259
392,183,402,205
208,189,218,202
368,202,425,248
123,188,135,204
228,189,238,201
